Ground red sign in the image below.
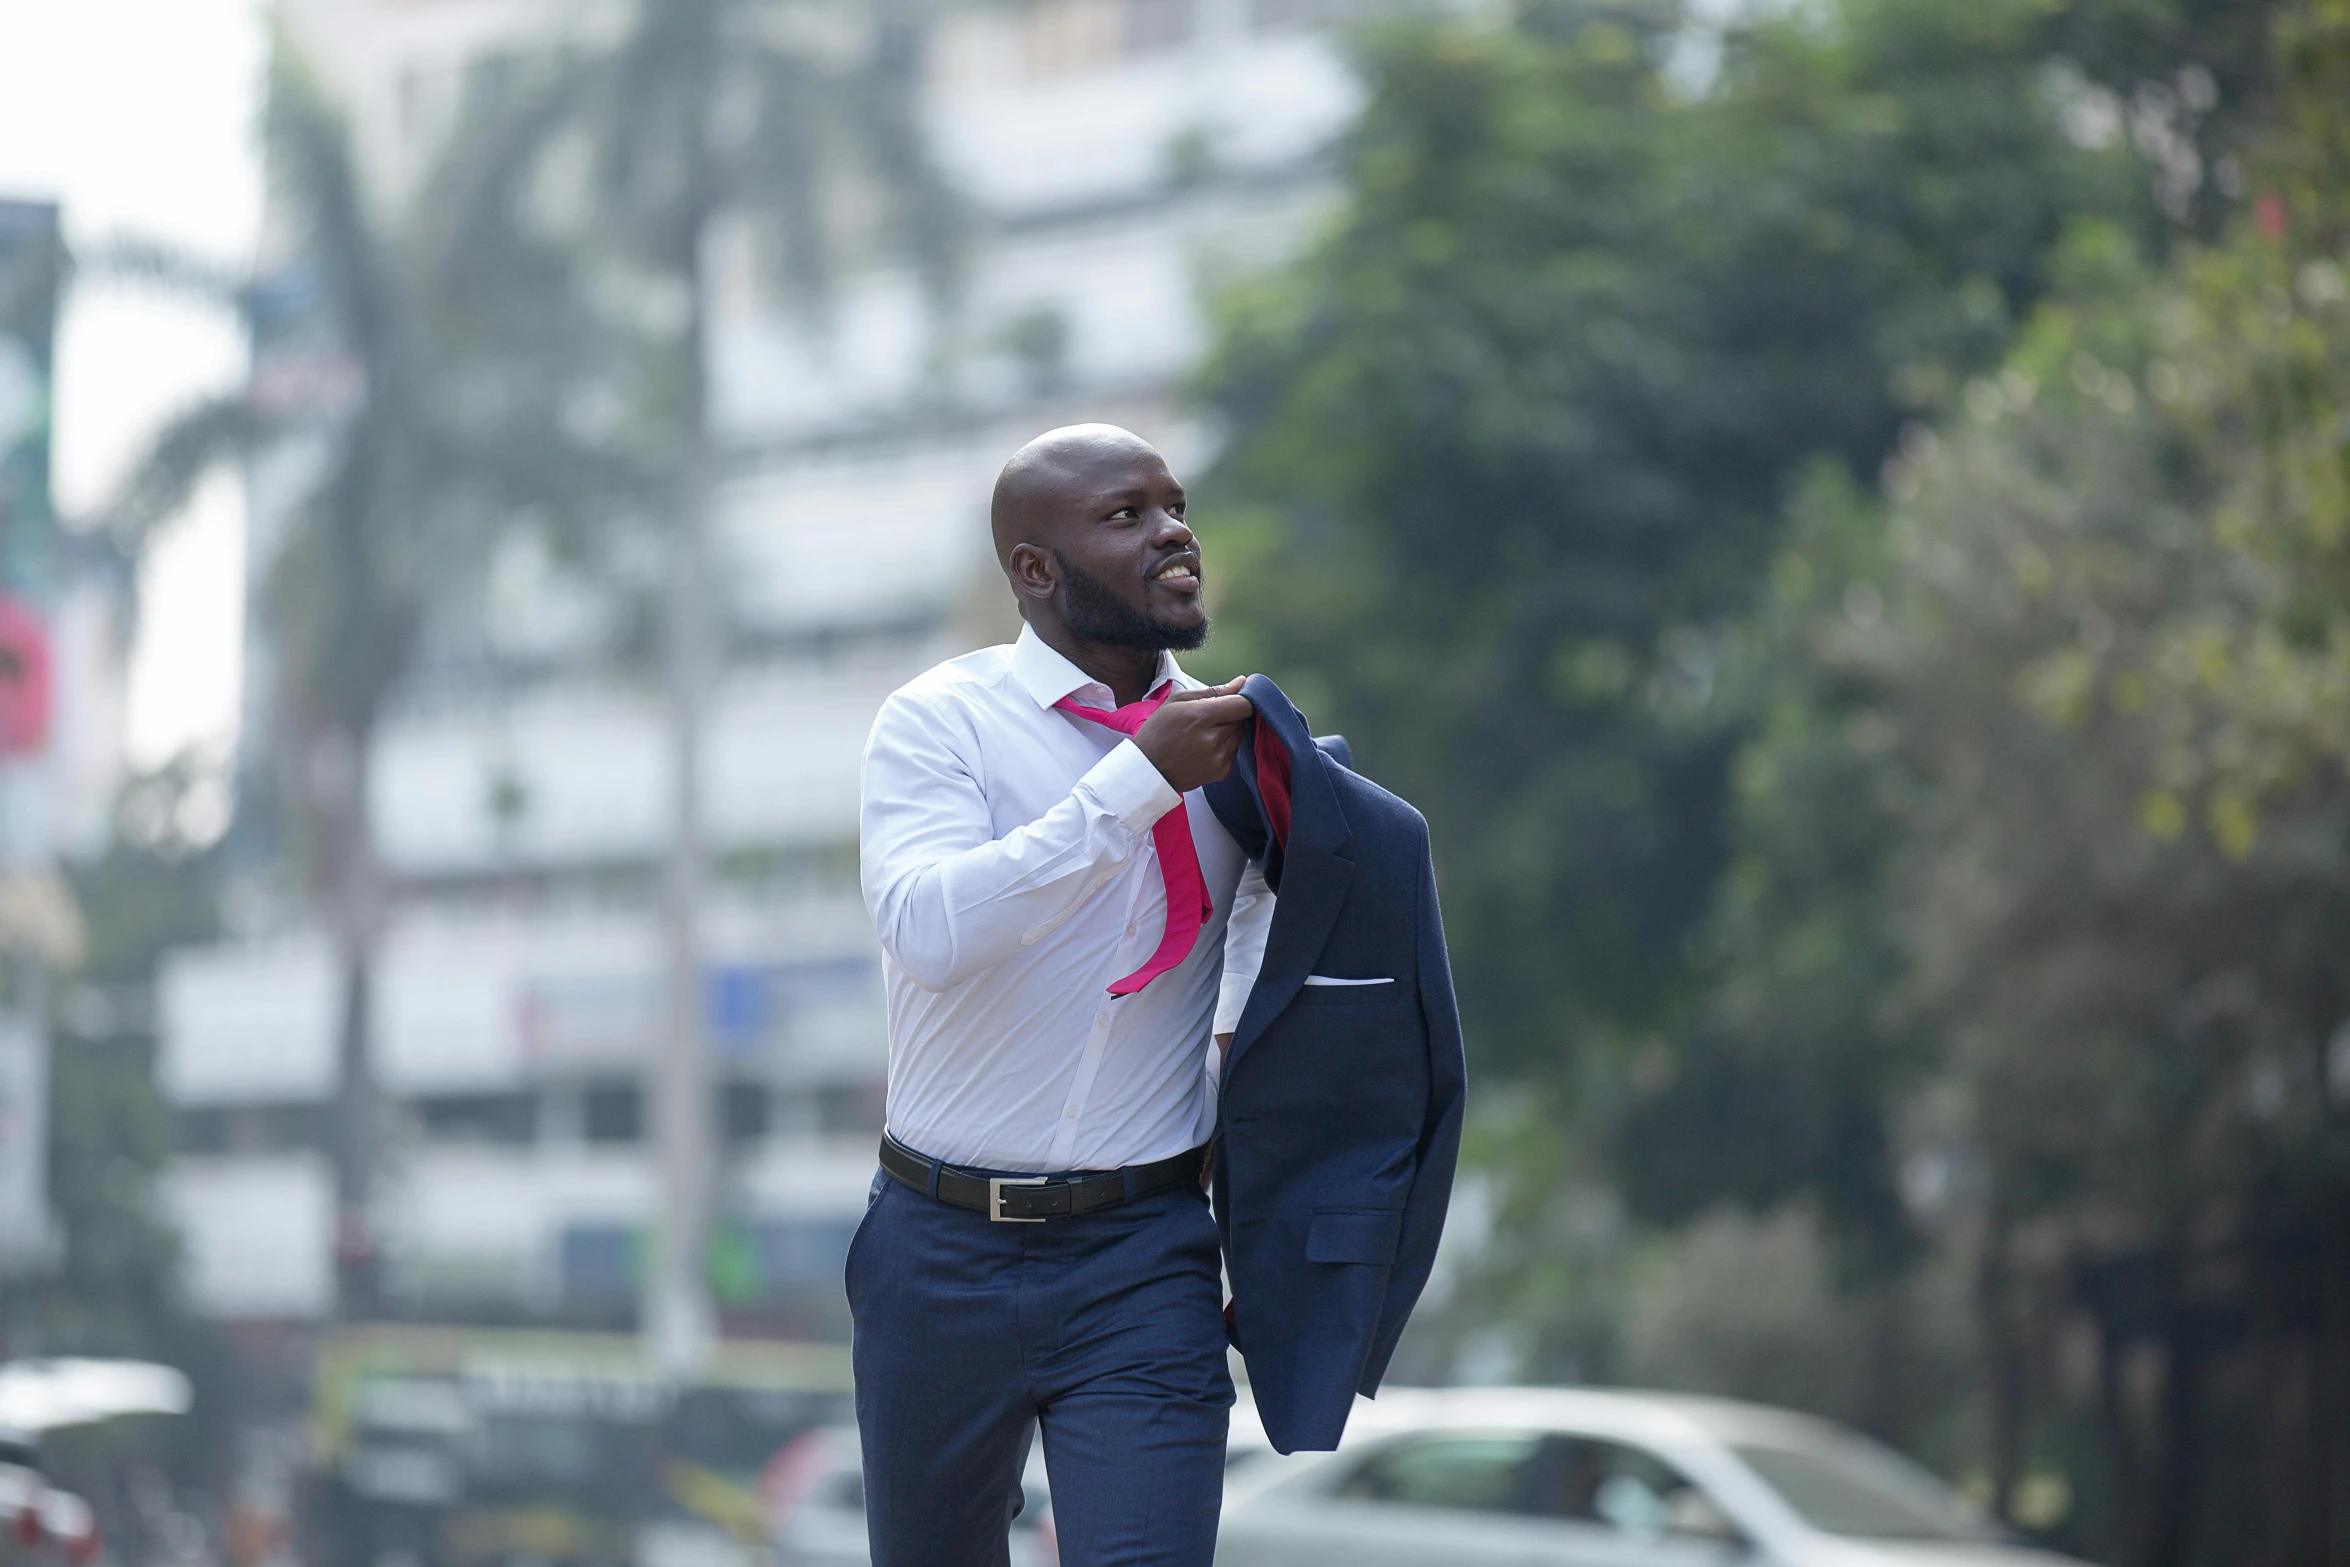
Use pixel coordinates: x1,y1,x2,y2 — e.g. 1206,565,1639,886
0,595,52,756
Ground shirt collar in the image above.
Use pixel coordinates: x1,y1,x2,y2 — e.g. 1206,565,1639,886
1012,622,1189,711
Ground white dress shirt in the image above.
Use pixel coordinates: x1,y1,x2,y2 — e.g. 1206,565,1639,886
859,625,1275,1172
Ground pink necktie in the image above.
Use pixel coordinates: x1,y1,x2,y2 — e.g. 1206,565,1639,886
1055,682,1213,996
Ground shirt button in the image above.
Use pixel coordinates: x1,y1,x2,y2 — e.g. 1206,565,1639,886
1064,1107,1079,1120
1096,1011,1111,1026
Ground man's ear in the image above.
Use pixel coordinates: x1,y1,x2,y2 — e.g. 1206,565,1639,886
1008,542,1059,602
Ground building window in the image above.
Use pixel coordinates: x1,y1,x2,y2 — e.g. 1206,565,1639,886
748,1217,861,1297
175,1102,329,1156
583,1084,642,1144
815,1080,887,1136
558,1224,639,1310
416,1092,536,1146
176,1107,231,1156
723,1082,770,1144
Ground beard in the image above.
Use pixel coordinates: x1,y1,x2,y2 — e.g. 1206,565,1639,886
1055,552,1208,651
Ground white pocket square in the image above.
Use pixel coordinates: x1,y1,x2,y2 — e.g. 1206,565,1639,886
1302,975,1395,987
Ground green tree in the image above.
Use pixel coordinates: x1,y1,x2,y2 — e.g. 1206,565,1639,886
1633,0,2350,1547
511,0,958,1365
1199,0,2144,1078
103,39,638,1316
1198,0,2332,1549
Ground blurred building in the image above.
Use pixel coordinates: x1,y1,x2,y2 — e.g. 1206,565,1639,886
158,0,1371,1333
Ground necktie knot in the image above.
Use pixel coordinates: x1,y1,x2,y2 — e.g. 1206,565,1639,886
1054,681,1170,738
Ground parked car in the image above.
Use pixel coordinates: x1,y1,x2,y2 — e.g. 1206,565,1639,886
1215,1387,2087,1567
765,1426,1057,1567
0,1431,100,1567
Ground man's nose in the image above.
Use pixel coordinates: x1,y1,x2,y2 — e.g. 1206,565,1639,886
1151,509,1195,547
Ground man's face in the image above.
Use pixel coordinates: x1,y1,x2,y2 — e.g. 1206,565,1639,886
1043,446,1205,651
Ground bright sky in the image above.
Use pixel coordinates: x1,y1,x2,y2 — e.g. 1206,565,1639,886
0,0,265,773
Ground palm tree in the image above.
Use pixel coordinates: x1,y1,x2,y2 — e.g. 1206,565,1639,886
528,0,962,1371
101,36,640,1317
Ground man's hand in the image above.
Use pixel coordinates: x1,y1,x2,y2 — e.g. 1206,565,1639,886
1134,678,1252,795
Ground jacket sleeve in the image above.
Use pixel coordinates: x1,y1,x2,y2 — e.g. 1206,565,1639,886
1356,819,1468,1395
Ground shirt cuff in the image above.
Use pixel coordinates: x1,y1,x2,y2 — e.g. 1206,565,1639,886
1078,739,1183,834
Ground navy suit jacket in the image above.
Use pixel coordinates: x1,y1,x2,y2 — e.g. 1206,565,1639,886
1203,675,1467,1454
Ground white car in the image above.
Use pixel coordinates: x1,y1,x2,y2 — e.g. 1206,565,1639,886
1214,1387,2087,1567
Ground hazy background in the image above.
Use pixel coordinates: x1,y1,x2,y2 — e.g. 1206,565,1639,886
0,2,2344,1566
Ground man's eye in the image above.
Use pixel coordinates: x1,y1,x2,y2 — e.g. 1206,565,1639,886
1169,503,1186,519
1108,506,1139,520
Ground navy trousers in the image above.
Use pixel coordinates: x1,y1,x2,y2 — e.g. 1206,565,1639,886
846,1161,1234,1567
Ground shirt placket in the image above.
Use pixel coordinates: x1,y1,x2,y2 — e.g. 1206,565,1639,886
1045,846,1156,1169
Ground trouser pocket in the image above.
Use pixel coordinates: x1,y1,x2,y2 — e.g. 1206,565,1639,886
842,1168,889,1307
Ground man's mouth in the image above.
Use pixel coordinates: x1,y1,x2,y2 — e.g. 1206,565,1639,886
1151,557,1201,591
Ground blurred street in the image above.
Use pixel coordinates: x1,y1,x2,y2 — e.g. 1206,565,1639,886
0,1,2346,1565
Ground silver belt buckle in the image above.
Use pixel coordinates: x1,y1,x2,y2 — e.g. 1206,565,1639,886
989,1174,1049,1223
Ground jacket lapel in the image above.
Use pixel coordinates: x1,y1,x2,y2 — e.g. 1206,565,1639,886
1224,675,1353,1080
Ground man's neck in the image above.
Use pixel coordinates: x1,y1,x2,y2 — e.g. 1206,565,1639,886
1032,620,1163,708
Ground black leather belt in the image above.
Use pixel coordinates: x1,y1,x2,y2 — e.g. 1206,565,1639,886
880,1133,1206,1222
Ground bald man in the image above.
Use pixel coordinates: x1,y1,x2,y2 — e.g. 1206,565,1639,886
852,425,1270,1566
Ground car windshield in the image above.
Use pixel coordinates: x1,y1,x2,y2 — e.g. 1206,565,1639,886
1733,1442,1989,1542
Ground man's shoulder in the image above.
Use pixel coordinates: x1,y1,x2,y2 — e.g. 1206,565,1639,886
1323,753,1429,849
881,644,1019,716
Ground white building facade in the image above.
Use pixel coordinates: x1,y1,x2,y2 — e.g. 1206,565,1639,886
160,0,1374,1330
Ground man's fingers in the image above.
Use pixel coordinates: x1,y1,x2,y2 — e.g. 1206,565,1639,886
1179,694,1256,726
1163,678,1246,705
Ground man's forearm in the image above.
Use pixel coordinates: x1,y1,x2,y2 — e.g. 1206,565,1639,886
866,730,1181,990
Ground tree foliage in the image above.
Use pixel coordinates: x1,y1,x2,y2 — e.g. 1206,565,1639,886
100,33,643,1314
1198,0,2148,1073
1201,0,2347,1559
1668,196,2350,1558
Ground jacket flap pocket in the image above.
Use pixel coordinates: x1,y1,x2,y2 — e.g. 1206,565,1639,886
1306,1208,1404,1266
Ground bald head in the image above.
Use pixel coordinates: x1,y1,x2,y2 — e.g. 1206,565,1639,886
988,422,1207,656
989,423,1164,566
